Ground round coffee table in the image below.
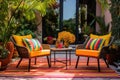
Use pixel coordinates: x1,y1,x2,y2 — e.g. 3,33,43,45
50,47,73,69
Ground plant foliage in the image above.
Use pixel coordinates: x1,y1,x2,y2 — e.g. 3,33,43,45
97,0,110,16
0,0,57,58
110,0,120,40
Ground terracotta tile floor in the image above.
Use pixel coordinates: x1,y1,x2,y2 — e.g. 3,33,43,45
0,45,120,80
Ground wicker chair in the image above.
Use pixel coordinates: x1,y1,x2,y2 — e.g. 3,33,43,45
75,36,114,72
10,36,51,71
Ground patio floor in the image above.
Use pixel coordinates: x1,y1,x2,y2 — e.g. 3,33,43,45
0,45,120,80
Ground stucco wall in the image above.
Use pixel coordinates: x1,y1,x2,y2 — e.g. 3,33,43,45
96,0,112,33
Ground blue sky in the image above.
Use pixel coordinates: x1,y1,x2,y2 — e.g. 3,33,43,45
63,0,76,20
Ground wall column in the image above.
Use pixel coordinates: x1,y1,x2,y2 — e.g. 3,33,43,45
96,0,112,33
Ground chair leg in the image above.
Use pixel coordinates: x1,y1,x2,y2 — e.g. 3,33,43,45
87,57,89,66
97,59,100,72
75,56,80,68
103,58,109,68
28,58,31,72
47,56,51,68
35,57,37,65
16,58,22,68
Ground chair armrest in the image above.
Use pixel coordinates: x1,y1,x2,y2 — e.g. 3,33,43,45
76,44,85,49
99,46,109,58
99,36,115,58
10,36,30,58
42,44,50,49
108,36,115,47
76,36,90,49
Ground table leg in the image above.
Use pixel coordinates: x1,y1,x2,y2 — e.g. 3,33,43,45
69,50,71,65
54,51,56,65
66,50,67,69
50,50,51,67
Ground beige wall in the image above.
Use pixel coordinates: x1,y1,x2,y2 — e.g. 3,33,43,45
104,0,112,32
96,0,112,33
96,0,101,33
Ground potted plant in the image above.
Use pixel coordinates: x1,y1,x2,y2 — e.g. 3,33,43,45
0,0,22,70
82,24,91,38
57,31,76,48
110,0,120,40
44,36,56,44
105,0,120,66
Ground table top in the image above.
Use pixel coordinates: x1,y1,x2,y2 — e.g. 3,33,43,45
50,47,73,51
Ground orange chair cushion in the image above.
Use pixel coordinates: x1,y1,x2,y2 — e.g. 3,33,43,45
76,49,100,58
90,32,111,46
13,34,32,46
30,50,50,57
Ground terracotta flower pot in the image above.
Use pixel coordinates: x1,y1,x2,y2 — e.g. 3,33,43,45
0,42,14,71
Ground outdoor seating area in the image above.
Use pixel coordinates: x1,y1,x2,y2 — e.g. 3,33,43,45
10,35,51,72
0,0,120,80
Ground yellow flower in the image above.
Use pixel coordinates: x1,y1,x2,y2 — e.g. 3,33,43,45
57,31,76,44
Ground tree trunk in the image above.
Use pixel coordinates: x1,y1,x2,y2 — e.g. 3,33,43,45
34,11,43,43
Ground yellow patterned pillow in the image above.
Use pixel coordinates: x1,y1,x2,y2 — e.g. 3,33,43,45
90,32,111,46
90,34,99,39
13,34,32,46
